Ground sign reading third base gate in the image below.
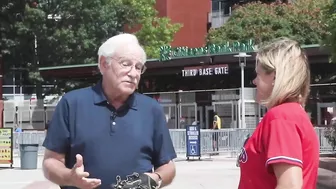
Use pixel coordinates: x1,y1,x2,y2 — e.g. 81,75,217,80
186,125,201,157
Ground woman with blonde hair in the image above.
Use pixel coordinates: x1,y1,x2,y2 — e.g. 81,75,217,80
237,37,319,189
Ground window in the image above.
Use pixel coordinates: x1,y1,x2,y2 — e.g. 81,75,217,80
211,0,232,15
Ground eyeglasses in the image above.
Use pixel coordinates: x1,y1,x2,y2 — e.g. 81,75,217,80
118,59,147,74
106,57,147,74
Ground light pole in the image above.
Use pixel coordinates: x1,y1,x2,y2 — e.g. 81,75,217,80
234,52,251,128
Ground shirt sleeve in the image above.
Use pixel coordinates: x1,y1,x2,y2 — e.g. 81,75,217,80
262,119,303,170
42,97,71,154
152,104,177,169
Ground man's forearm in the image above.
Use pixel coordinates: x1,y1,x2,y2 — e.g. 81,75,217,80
42,158,73,186
155,161,176,187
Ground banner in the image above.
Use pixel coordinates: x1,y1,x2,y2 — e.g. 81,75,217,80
0,128,13,167
186,125,201,158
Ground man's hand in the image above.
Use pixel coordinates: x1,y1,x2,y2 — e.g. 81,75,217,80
69,154,101,189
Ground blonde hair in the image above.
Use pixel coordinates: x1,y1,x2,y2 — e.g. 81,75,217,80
256,37,310,108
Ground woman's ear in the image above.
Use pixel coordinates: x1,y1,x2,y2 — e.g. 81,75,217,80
272,72,276,86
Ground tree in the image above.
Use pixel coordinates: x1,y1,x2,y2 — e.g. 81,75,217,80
120,0,182,59
322,0,336,63
0,0,181,96
134,17,182,59
0,1,38,85
206,0,331,46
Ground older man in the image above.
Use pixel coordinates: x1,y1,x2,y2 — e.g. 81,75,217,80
42,33,177,189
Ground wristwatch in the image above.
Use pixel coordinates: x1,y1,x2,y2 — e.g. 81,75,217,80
154,172,162,188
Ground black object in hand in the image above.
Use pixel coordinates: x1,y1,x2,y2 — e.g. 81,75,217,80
111,172,158,189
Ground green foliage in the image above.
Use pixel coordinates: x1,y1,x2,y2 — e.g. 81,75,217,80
135,17,182,59
122,0,182,59
1,0,181,95
207,0,331,46
322,0,336,63
0,2,41,75
38,0,131,67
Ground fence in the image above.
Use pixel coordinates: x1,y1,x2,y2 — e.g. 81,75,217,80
4,100,56,130
12,127,334,157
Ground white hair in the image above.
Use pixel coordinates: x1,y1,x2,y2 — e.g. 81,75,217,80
97,33,146,70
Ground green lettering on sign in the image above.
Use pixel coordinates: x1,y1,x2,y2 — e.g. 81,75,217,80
159,39,255,61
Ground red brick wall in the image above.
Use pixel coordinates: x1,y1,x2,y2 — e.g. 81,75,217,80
165,0,211,48
155,0,168,17
126,0,211,48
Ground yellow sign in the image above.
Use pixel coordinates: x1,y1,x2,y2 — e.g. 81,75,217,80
0,128,13,165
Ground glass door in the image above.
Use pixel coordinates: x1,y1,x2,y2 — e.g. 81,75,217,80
178,103,197,129
161,103,177,129
213,101,234,128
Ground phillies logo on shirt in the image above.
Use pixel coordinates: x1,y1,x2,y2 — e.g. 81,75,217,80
239,148,248,163
236,147,247,167
236,147,248,167
236,135,250,167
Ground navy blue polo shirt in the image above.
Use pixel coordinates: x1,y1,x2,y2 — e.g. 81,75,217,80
43,81,177,189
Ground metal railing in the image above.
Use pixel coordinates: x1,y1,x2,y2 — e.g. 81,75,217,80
3,100,56,130
12,127,334,157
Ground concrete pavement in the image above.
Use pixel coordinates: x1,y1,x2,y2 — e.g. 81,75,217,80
166,157,240,189
0,155,240,189
4,155,335,189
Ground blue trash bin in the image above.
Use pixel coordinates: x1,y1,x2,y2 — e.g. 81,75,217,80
20,144,39,170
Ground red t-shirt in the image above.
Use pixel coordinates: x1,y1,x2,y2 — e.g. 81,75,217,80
238,102,319,189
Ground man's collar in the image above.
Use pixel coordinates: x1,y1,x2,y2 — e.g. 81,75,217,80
92,80,137,110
